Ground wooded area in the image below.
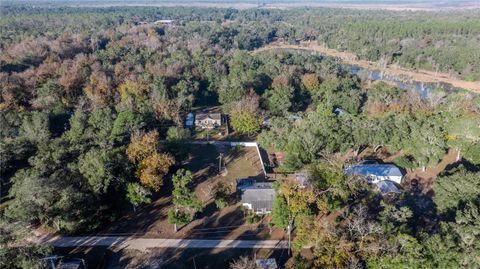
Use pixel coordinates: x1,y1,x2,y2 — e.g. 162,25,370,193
0,4,479,268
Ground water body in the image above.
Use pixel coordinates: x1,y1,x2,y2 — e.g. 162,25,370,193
342,64,465,98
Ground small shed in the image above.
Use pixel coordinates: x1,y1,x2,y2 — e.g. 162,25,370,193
154,19,174,25
344,164,404,184
185,113,194,128
294,172,311,188
334,107,350,117
375,180,402,194
256,258,278,269
240,182,275,214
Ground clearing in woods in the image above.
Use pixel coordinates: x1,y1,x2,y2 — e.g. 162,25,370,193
103,144,283,240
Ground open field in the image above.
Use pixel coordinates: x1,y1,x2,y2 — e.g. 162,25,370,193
103,144,281,240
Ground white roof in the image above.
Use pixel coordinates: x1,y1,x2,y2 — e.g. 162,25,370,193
345,164,404,184
375,180,401,194
256,258,278,269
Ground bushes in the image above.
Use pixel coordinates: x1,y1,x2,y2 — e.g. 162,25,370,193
167,210,192,226
246,211,261,224
394,156,416,170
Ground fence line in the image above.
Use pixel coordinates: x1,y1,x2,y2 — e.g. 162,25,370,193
185,141,267,176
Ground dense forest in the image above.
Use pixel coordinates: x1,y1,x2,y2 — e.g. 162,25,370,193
1,4,479,269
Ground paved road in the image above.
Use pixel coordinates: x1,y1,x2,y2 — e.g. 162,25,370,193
42,236,289,251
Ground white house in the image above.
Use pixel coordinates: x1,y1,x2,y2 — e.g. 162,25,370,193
195,113,222,129
344,163,404,184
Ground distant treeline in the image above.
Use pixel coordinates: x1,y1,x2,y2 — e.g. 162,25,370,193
1,6,479,80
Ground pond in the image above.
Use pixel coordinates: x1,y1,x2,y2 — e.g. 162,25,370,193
343,64,464,98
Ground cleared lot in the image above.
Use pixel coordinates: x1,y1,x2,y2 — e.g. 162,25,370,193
103,144,282,240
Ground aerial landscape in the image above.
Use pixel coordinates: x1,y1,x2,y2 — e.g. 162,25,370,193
0,0,479,268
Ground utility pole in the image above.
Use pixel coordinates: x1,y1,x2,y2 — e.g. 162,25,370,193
225,116,229,136
287,217,293,256
218,153,223,173
174,207,178,233
193,256,197,269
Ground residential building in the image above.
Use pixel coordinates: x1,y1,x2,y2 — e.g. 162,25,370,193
238,181,275,214
344,163,404,184
195,113,222,129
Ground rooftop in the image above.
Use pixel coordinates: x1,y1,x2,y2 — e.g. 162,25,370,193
240,182,275,212
196,113,222,121
345,164,403,178
375,180,402,194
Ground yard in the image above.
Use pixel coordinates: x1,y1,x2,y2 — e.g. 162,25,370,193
106,247,294,269
103,144,283,240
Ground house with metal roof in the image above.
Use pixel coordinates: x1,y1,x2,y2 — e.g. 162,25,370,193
238,181,276,215
195,113,222,129
344,163,404,184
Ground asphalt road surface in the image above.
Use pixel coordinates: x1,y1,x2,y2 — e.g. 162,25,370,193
42,236,289,251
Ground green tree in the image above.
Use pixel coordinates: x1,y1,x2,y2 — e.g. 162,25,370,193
0,219,52,269
126,182,151,212
213,182,229,209
272,194,290,229
230,91,263,136
19,112,50,143
111,110,144,138
262,85,294,116
433,166,480,213
78,148,114,194
166,126,191,142
167,210,192,230
172,169,201,212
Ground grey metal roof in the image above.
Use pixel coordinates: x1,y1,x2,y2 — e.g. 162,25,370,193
195,113,221,121
375,180,402,194
294,172,311,187
241,182,275,212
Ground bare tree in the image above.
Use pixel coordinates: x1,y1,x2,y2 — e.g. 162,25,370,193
229,256,256,269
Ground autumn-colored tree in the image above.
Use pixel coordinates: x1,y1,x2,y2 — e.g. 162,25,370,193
127,130,174,191
83,63,113,108
126,130,159,162
271,75,290,89
301,73,320,92
137,152,175,191
230,90,263,135
280,180,316,216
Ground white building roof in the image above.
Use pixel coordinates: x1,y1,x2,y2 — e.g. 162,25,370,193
375,180,401,194
345,164,404,184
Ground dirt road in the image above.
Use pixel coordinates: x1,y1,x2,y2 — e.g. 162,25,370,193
253,42,480,93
